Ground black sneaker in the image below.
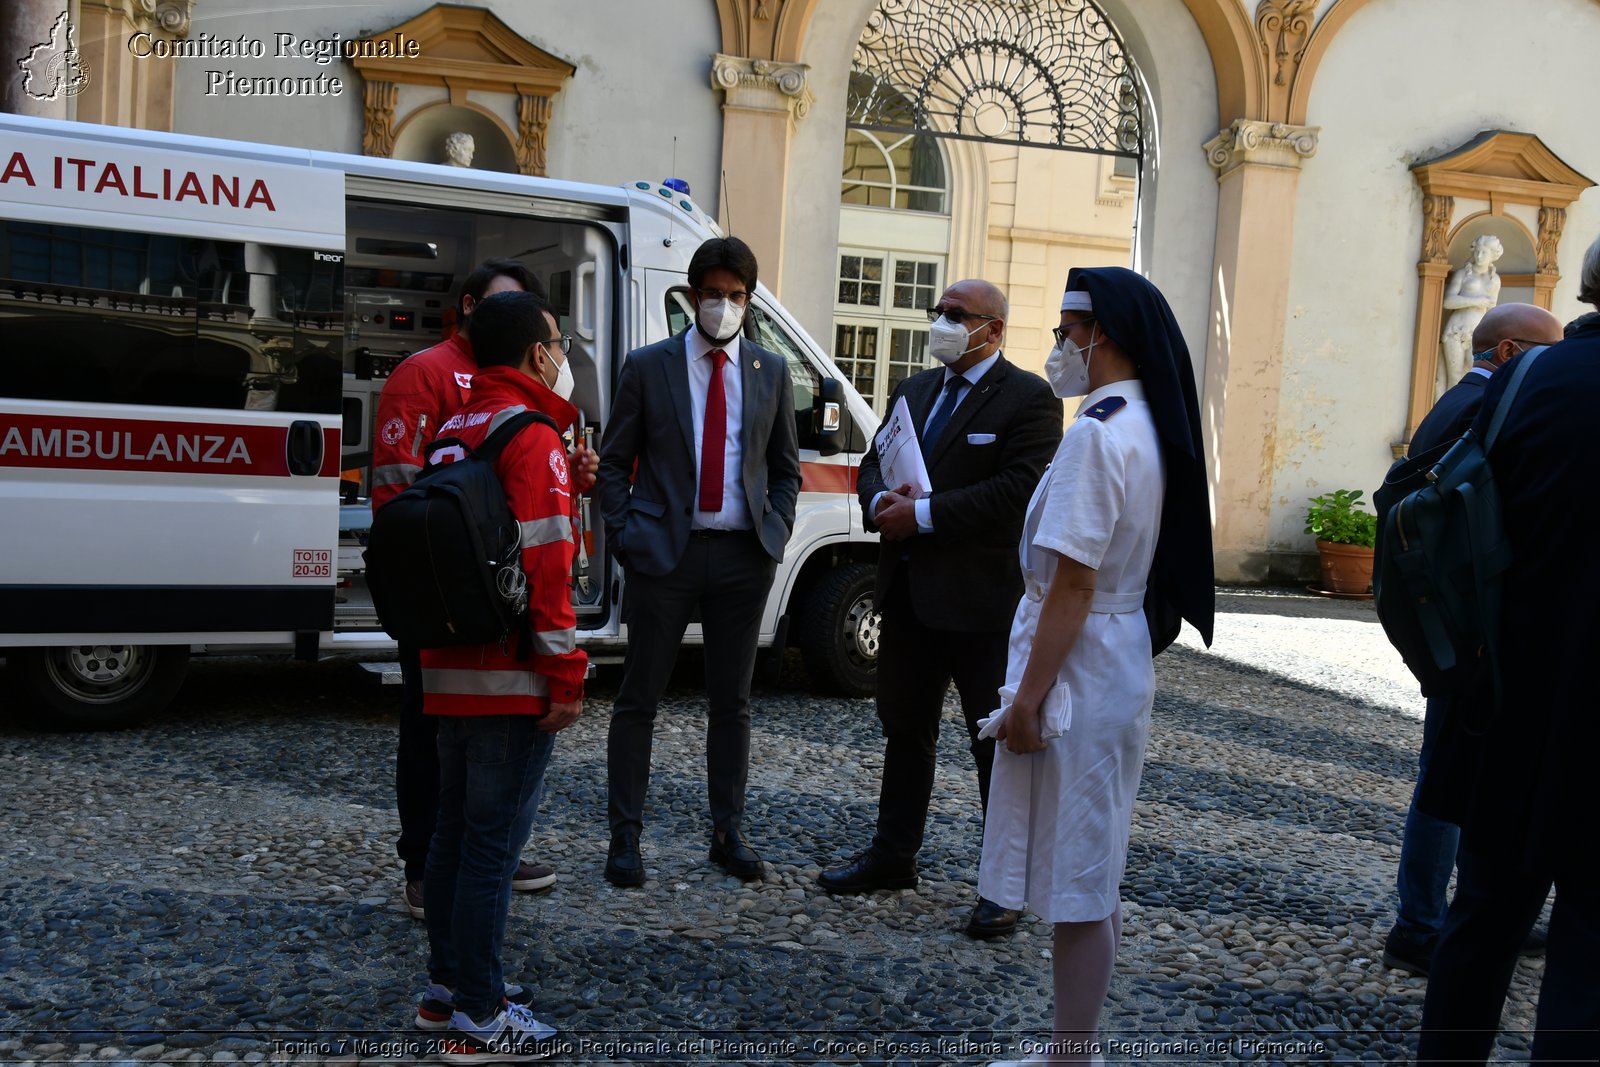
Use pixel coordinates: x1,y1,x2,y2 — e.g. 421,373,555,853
416,983,536,1031
439,1002,557,1063
1382,925,1435,976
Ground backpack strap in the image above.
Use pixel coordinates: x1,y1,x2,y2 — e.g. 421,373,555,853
476,408,560,665
1482,344,1548,451
474,408,561,463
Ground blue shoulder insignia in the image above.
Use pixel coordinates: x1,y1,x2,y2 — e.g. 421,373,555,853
1084,396,1127,421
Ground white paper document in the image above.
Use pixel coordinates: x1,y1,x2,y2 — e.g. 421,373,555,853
873,394,934,496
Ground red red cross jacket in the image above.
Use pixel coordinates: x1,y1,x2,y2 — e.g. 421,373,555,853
419,365,587,716
370,332,478,513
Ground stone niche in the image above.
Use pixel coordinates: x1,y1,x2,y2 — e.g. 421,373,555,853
352,4,574,176
1401,131,1592,452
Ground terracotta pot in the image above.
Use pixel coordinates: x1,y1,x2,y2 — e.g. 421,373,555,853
1316,539,1374,594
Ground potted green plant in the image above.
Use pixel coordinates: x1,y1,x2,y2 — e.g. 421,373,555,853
1305,489,1377,595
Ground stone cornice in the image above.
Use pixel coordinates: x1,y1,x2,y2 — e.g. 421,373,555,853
710,52,813,121
1205,119,1319,177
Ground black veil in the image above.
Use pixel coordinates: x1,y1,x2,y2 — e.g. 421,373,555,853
1066,266,1214,653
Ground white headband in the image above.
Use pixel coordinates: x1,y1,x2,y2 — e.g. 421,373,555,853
1060,290,1093,312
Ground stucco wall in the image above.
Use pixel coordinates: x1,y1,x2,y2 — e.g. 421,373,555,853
165,0,725,204
1274,0,1600,558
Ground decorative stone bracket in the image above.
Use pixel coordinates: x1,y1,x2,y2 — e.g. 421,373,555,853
1205,119,1319,177
362,81,399,159
98,0,195,36
710,53,813,122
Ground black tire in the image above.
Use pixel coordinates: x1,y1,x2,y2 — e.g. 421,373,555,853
798,563,880,697
14,644,189,729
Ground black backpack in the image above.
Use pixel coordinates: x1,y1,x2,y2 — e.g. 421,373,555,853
365,409,558,649
1371,346,1546,716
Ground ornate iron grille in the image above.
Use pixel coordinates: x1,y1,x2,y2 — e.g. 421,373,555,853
848,0,1143,158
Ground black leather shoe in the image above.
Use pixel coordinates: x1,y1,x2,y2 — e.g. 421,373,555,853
710,830,764,881
604,829,645,887
817,852,917,894
965,896,1021,939
1381,924,1433,976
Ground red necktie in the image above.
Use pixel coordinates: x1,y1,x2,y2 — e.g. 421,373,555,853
698,349,728,513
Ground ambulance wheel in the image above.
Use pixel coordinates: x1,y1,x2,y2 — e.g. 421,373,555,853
799,563,879,697
16,644,189,729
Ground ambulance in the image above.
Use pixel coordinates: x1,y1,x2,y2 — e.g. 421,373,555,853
0,113,883,726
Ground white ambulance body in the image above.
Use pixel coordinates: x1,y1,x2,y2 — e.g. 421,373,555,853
0,114,882,726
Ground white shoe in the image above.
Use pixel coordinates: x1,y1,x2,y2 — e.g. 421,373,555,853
441,1002,558,1063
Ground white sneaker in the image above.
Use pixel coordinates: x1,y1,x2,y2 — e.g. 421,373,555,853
440,1001,558,1063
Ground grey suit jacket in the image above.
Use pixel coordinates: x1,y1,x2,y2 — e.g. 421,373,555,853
598,328,801,577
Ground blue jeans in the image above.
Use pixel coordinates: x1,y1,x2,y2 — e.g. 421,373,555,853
424,714,553,1021
395,644,436,883
1395,695,1461,942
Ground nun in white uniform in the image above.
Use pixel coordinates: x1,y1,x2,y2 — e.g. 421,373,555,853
982,267,1214,1067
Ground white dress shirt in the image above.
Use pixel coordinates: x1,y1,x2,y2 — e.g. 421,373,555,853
684,326,750,530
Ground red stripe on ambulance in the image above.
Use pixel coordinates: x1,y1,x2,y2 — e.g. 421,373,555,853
0,413,336,477
799,460,858,495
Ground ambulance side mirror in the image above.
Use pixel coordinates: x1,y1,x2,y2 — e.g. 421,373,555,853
814,377,844,457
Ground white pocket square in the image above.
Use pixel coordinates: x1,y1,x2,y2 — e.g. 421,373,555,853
967,433,997,445
977,683,1073,740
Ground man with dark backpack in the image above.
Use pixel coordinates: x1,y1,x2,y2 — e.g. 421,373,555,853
1416,237,1600,1065
371,259,586,919
392,291,587,1060
1378,304,1562,977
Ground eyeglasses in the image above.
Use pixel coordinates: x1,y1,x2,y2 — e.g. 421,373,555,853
927,306,998,326
1052,317,1096,347
541,335,573,355
696,288,750,307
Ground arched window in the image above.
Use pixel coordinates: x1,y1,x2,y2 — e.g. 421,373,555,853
841,130,948,214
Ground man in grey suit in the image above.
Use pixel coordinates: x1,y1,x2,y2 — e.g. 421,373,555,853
598,236,801,886
818,278,1062,940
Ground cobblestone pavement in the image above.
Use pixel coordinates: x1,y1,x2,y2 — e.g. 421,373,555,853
0,589,1548,1065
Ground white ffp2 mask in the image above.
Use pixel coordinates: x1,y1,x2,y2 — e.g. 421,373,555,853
696,299,745,344
927,315,987,365
541,349,576,401
1045,337,1093,398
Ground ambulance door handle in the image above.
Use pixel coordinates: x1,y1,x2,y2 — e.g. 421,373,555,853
575,261,596,341
286,420,324,476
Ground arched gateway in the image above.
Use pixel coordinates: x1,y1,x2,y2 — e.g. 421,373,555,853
832,0,1149,413
847,0,1144,160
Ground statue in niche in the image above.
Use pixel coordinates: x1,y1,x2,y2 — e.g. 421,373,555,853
1439,234,1503,382
443,131,475,168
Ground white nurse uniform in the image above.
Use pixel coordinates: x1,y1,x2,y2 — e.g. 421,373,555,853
976,379,1165,924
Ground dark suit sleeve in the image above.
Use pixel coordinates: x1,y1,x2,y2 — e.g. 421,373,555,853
767,358,800,528
598,348,645,551
928,375,1062,540
856,383,898,533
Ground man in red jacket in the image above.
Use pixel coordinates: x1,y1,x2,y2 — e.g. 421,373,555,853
413,290,586,1059
372,259,585,919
